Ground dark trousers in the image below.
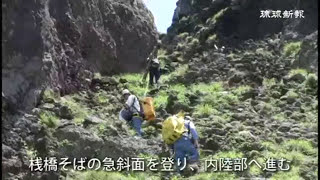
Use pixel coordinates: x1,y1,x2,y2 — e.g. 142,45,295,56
149,67,160,85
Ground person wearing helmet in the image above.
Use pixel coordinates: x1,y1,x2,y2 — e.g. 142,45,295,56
119,89,144,136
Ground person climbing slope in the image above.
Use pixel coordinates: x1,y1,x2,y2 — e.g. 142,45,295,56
142,43,161,87
147,56,160,87
162,113,200,174
119,89,144,136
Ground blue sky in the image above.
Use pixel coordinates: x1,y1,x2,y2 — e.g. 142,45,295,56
143,0,179,33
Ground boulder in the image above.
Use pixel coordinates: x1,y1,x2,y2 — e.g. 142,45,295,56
52,123,162,160
288,73,306,83
277,122,293,132
54,125,105,159
228,71,247,85
208,127,227,136
39,103,55,111
293,31,318,72
83,116,104,128
59,105,73,119
240,142,263,151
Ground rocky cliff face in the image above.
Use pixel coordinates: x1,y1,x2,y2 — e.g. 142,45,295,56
2,0,158,179
164,0,318,81
169,0,318,44
2,0,158,111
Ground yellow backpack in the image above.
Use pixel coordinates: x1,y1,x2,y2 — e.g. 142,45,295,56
162,112,186,144
140,97,156,121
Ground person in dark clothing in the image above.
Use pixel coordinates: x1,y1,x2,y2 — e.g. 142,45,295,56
148,57,160,86
142,44,161,87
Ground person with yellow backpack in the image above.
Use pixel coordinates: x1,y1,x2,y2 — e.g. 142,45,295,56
119,89,156,136
162,112,200,173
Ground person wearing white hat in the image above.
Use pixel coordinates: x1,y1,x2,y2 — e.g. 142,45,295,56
119,89,144,136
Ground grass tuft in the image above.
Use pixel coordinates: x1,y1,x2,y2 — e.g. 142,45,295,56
39,110,59,128
283,42,302,57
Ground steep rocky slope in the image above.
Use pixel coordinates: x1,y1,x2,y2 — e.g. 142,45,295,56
2,0,318,180
154,0,318,179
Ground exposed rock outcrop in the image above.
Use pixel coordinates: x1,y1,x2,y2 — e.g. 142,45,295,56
2,0,158,111
168,0,318,45
2,0,158,179
293,31,318,72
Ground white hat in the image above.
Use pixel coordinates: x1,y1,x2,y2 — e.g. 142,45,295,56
152,58,159,64
122,89,130,95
